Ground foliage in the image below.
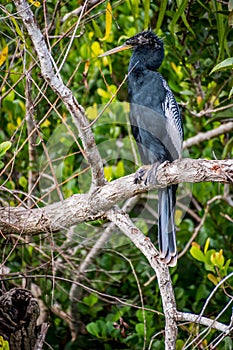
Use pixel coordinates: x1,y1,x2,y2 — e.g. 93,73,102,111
190,238,231,285
0,141,11,169
0,0,232,349
0,336,10,350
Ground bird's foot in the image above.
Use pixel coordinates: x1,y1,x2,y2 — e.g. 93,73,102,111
134,163,160,186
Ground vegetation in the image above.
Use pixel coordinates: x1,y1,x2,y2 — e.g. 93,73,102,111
0,0,232,349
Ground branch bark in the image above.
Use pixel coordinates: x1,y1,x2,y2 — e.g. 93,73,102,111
176,311,232,334
107,207,178,349
183,121,233,149
0,158,232,235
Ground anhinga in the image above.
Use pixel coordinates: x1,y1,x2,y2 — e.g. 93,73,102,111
100,31,183,266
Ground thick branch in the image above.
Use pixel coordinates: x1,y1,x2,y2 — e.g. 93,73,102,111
0,158,232,235
183,121,233,149
13,0,104,187
176,311,232,334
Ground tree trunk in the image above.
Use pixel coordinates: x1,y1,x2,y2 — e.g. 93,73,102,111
0,288,39,350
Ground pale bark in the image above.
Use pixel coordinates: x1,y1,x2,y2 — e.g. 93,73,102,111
183,121,233,149
1,158,232,235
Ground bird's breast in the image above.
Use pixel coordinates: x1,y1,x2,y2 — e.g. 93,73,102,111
128,68,166,115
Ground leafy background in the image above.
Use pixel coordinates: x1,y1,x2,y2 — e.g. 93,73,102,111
0,0,233,349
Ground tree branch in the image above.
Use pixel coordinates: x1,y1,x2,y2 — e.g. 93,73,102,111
183,121,233,149
0,158,232,235
106,207,177,349
13,0,105,188
176,311,232,334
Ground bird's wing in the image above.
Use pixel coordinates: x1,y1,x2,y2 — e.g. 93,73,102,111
159,75,183,157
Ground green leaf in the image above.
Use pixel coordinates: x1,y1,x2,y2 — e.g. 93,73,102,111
0,141,12,158
0,336,10,350
156,0,168,32
104,165,113,181
205,249,217,266
208,273,218,285
135,323,144,335
100,2,112,41
129,0,139,29
222,136,233,159
223,336,233,349
176,339,185,350
210,249,225,268
144,0,150,28
190,245,206,262
83,294,98,307
92,20,103,38
229,86,233,98
115,160,124,177
222,259,231,276
19,176,28,190
86,322,100,337
9,16,25,43
204,238,210,254
169,0,189,35
210,58,233,74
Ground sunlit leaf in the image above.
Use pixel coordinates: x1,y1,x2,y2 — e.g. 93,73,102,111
210,249,225,268
29,0,41,7
190,244,206,262
115,160,124,177
86,104,98,120
104,165,113,181
97,88,109,99
91,42,101,57
204,238,210,254
0,45,8,66
100,2,112,41
0,141,12,158
10,16,25,42
0,336,10,350
210,58,233,74
207,273,218,285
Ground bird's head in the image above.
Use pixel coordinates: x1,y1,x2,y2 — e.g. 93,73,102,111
99,30,163,57
125,31,163,50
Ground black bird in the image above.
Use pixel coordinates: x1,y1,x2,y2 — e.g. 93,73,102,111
100,31,183,266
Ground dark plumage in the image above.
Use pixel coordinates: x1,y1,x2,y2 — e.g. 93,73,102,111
100,31,183,266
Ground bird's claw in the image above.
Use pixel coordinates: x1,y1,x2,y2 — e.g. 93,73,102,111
134,163,159,186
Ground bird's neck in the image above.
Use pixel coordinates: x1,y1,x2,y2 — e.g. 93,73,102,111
129,46,164,72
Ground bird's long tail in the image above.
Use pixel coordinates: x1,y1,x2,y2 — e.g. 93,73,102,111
158,185,177,266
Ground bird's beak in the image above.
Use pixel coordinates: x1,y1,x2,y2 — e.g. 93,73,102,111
98,43,132,57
